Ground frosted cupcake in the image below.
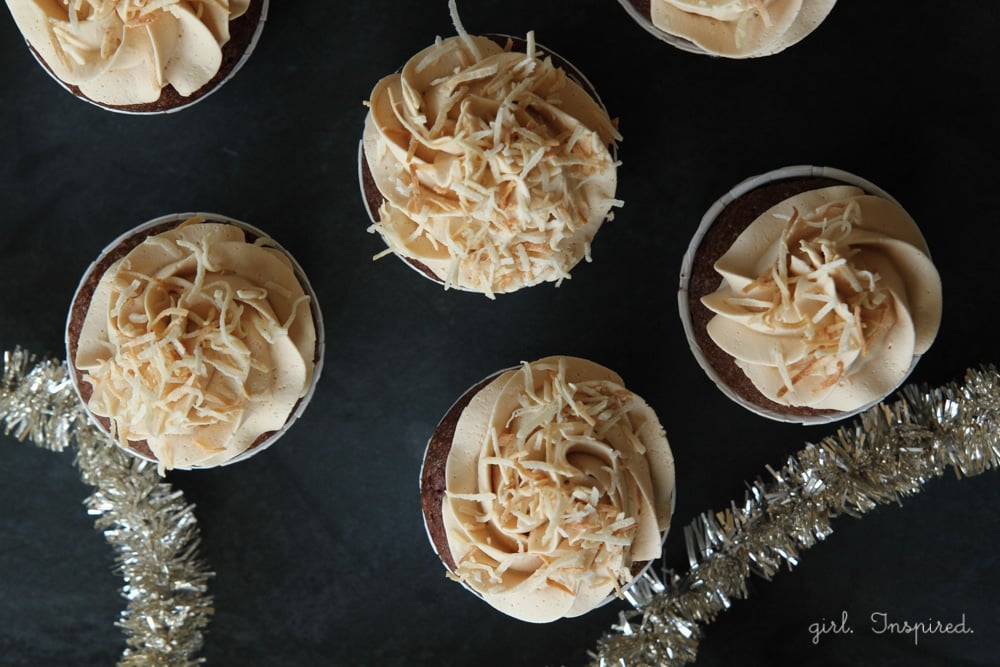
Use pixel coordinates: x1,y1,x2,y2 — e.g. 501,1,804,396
420,356,675,622
66,213,323,471
360,21,622,298
679,166,942,423
4,0,268,113
617,0,837,58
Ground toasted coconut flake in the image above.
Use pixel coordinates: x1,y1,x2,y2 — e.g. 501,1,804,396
450,360,659,603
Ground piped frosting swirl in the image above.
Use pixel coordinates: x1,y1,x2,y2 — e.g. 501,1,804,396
441,356,674,622
5,0,250,105
701,185,942,411
649,0,837,57
74,218,316,470
362,33,621,297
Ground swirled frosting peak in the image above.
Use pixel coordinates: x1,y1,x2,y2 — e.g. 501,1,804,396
74,218,316,470
701,186,942,411
650,0,837,57
5,0,250,105
442,356,674,622
363,32,622,297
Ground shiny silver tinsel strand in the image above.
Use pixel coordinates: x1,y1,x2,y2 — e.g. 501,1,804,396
1,347,214,667
1,348,79,451
593,365,1000,667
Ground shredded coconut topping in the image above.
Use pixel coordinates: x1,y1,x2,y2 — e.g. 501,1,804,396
79,218,315,471
365,33,621,297
10,0,248,104
725,200,891,396
447,358,649,598
47,0,213,64
702,185,943,413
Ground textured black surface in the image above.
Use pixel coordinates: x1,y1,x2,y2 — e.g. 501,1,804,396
2,2,999,666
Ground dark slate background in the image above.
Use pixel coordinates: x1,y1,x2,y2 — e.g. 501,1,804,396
1,2,998,666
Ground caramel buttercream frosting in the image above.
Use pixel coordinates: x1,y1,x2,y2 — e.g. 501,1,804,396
5,0,251,106
72,216,317,471
439,356,674,622
646,0,837,57
701,186,941,412
362,26,622,297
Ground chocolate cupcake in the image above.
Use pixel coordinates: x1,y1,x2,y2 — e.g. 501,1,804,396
679,165,942,424
5,0,268,113
66,213,324,471
617,0,837,58
359,19,622,298
420,356,675,622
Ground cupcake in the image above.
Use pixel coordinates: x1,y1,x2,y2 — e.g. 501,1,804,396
5,0,268,113
617,0,837,58
420,356,675,622
66,213,323,471
679,166,942,424
359,19,622,298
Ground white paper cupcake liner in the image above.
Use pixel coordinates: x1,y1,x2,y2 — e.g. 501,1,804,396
678,165,919,425
65,211,325,469
25,0,269,115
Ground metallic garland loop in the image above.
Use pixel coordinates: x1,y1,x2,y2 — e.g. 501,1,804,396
5,346,999,666
1,348,214,667
592,365,1000,667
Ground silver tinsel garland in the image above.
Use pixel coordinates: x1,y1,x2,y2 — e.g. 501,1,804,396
594,365,1000,666
4,346,999,666
1,348,214,667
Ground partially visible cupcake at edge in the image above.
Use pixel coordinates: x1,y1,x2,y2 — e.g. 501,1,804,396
360,7,622,298
681,167,942,422
420,356,675,622
67,214,321,472
4,0,267,112
618,0,837,57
